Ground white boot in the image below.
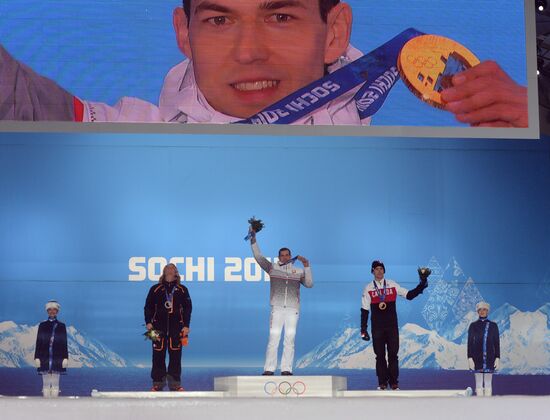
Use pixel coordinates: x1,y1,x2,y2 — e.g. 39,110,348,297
42,388,50,398
484,387,492,397
50,387,60,398
475,388,484,397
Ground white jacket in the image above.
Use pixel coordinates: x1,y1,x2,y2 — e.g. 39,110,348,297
251,242,313,309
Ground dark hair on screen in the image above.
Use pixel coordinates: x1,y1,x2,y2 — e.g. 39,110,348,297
182,0,341,23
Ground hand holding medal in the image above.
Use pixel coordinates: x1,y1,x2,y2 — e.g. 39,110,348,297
244,217,264,241
398,34,527,127
398,35,480,109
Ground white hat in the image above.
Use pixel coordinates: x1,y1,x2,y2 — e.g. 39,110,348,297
476,301,490,311
45,300,61,311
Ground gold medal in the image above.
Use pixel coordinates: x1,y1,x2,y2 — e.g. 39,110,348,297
379,302,387,310
398,35,480,109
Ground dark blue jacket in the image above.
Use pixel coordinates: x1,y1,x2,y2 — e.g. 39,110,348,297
144,282,192,337
467,318,500,373
34,319,68,373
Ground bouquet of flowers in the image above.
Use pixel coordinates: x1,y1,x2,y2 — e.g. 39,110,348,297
143,329,163,342
244,217,265,241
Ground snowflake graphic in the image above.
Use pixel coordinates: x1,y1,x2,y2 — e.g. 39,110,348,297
422,278,460,330
421,257,460,331
452,277,484,321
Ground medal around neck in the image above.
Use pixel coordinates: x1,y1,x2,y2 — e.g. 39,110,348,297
398,35,480,109
373,279,388,310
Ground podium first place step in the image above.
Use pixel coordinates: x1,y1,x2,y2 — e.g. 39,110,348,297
214,376,347,398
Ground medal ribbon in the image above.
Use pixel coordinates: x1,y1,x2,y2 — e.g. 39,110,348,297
244,230,256,241
373,279,387,303
235,28,425,125
279,256,299,266
165,285,175,310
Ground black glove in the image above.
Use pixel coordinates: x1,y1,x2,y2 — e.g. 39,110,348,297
407,268,431,300
361,331,370,341
417,267,431,287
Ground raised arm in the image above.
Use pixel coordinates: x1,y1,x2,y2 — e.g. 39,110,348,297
0,45,77,121
250,234,273,273
400,269,430,300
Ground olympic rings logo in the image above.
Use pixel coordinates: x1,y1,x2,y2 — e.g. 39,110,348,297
263,381,307,396
406,54,437,69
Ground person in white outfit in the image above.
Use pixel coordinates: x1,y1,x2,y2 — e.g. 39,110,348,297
249,227,313,375
34,301,69,398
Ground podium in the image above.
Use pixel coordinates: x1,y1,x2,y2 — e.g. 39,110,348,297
214,376,347,398
90,376,472,399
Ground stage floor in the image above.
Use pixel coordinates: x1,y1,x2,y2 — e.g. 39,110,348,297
1,395,549,420
90,376,472,398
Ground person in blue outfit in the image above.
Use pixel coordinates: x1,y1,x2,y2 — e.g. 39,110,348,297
467,301,500,396
34,300,69,398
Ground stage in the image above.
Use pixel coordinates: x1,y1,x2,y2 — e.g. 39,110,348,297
90,375,473,398
3,376,549,420
1,395,549,420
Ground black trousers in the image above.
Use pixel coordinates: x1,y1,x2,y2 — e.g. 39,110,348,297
151,336,182,387
372,326,400,386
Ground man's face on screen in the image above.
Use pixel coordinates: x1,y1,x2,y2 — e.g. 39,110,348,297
174,0,351,119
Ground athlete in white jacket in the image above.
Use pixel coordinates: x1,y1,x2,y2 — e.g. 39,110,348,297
249,229,313,375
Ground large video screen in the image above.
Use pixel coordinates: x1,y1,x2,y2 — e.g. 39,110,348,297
0,0,538,137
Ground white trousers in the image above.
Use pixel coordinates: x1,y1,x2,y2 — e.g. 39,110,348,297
475,373,493,396
42,373,60,397
264,306,300,373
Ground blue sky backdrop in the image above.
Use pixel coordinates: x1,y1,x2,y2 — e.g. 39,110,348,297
0,132,549,366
